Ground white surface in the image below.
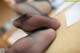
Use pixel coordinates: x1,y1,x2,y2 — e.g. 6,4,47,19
51,0,64,8
54,2,74,16
65,2,80,27
8,29,27,45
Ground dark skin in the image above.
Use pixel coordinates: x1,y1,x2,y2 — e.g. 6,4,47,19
6,14,60,53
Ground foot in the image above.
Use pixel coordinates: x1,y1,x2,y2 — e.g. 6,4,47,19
13,13,60,32
6,13,60,53
4,0,52,15
6,29,56,53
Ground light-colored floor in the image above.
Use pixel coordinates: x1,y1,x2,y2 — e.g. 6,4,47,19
46,4,80,53
0,0,16,48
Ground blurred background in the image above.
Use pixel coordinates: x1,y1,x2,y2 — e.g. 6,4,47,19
0,0,61,48
0,0,17,48
0,0,79,49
